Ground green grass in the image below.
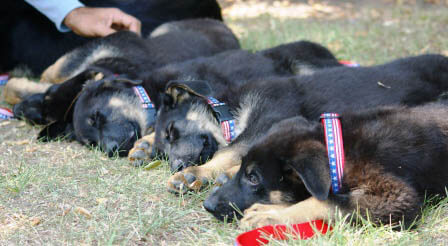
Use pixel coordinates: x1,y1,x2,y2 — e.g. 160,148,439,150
1,1,448,245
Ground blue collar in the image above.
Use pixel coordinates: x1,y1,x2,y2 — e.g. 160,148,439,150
0,74,8,86
320,113,345,194
133,86,156,129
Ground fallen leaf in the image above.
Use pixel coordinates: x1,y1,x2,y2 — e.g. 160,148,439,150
62,207,71,216
75,207,92,219
25,146,39,153
143,160,162,170
6,140,30,146
30,218,41,226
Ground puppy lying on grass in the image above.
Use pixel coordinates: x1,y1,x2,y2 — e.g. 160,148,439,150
204,103,448,229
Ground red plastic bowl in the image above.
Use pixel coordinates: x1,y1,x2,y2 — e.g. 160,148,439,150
235,220,331,246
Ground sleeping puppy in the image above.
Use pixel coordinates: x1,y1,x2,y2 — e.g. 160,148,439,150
10,18,240,156
204,103,448,229
14,39,340,157
39,18,241,84
128,41,342,166
159,54,448,194
5,18,240,105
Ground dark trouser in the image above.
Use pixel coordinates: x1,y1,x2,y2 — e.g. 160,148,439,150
0,0,222,74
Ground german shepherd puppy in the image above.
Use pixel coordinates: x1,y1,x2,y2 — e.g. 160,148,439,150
126,41,342,166
38,18,240,84
13,38,340,157
204,103,448,229
158,54,448,194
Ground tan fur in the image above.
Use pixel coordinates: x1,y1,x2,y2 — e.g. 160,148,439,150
269,191,289,204
2,78,51,105
128,133,155,162
94,72,105,81
107,93,147,134
185,103,227,146
241,197,335,229
233,93,261,136
40,55,69,83
41,46,118,83
226,165,241,178
149,23,178,38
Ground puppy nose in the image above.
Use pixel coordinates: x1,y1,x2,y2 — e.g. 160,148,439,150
203,196,217,213
106,141,119,157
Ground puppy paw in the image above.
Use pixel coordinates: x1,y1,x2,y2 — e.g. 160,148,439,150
128,133,155,167
215,173,231,186
240,203,289,229
240,210,282,229
167,167,211,194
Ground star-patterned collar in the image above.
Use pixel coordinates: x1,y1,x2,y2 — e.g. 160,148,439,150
320,113,345,194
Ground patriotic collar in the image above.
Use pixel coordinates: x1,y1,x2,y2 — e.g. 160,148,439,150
0,75,14,120
0,74,8,86
339,60,360,67
206,97,236,143
133,85,157,128
0,107,14,120
320,113,345,194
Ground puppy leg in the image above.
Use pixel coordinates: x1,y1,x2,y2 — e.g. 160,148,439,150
40,55,71,83
215,165,241,186
2,78,51,105
128,132,156,166
167,146,244,193
241,197,334,229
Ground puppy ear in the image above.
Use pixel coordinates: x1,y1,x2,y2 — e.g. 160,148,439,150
286,147,331,200
100,76,143,89
164,80,212,107
43,68,108,122
38,121,75,142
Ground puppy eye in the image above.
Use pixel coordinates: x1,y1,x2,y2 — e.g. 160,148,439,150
88,111,104,128
247,173,259,185
200,135,209,147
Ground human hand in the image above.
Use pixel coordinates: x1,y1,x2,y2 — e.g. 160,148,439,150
63,7,141,37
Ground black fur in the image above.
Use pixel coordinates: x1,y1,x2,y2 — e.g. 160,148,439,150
158,54,448,195
13,18,240,156
205,103,448,227
15,40,340,157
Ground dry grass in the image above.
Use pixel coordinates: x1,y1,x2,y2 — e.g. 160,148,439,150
1,1,448,245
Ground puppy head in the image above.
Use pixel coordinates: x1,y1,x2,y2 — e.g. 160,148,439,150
13,69,104,126
204,116,331,221
154,80,225,172
72,75,149,157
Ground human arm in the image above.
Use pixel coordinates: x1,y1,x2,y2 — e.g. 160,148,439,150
24,1,141,37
